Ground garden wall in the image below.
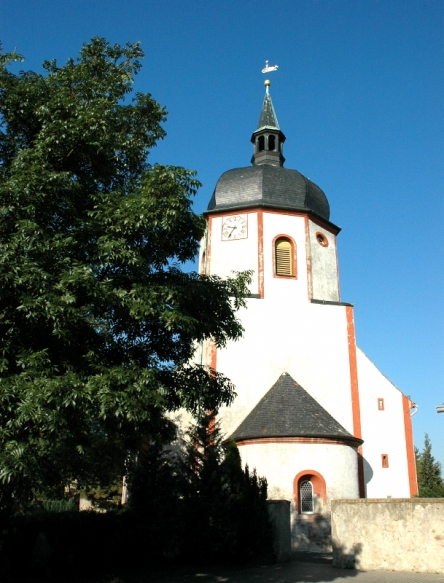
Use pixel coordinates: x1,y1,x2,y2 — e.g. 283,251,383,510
331,498,444,573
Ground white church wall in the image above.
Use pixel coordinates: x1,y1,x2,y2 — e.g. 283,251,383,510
290,302,354,434
262,212,308,302
356,347,411,498
216,299,355,440
308,220,339,302
236,441,359,505
205,212,259,294
237,441,359,551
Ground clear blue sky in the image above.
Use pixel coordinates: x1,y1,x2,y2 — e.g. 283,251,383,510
2,1,443,467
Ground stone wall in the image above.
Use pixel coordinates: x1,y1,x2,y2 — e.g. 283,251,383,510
292,513,331,551
332,498,444,573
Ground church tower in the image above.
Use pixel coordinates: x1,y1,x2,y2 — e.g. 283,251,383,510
197,80,417,548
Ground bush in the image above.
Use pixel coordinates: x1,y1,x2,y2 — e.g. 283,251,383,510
0,422,273,580
42,498,77,512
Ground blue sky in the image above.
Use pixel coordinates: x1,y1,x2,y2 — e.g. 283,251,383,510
2,0,443,467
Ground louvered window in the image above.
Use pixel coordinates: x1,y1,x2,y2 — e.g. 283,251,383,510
275,238,292,276
300,480,314,513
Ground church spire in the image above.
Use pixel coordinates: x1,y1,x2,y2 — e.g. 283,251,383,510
256,80,280,131
251,80,286,167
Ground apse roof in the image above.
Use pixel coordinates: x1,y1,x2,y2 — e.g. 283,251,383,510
229,373,362,445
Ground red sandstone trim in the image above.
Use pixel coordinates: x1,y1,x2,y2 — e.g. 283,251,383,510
293,469,327,513
402,394,418,496
208,341,217,372
346,306,365,498
206,208,340,234
235,436,359,447
315,231,329,247
206,209,257,218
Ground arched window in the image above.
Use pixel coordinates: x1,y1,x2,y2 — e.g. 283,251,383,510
300,480,314,513
274,237,293,276
258,136,265,152
293,470,327,515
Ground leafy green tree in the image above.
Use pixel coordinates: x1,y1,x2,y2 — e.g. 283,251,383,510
0,38,250,509
415,434,444,498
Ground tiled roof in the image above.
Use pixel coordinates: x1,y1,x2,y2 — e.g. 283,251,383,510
229,373,362,445
207,164,330,221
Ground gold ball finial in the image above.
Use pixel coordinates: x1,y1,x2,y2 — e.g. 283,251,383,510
264,79,271,87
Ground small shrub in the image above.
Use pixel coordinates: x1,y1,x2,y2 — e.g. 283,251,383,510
42,498,77,512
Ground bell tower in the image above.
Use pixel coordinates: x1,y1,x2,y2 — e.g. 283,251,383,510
202,80,340,304
250,80,286,167
196,73,417,549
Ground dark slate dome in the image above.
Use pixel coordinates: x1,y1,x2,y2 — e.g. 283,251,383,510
207,164,330,220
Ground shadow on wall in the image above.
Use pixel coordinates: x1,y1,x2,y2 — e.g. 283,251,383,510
362,456,373,490
292,512,332,551
332,541,363,570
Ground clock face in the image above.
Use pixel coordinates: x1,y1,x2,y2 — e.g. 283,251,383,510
221,215,248,240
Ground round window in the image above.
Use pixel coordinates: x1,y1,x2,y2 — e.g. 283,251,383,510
316,232,328,247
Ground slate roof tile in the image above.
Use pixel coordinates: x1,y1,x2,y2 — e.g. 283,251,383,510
207,164,330,221
256,92,280,131
229,373,362,445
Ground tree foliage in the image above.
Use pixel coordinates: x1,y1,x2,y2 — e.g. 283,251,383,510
415,433,444,498
0,38,250,508
127,414,272,562
179,414,271,561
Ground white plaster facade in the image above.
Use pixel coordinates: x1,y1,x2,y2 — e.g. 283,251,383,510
356,347,412,499
192,88,417,548
237,441,359,506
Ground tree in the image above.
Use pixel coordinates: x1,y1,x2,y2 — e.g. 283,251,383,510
415,434,444,498
0,38,250,508
179,414,272,562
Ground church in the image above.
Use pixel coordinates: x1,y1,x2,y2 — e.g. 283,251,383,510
196,79,418,547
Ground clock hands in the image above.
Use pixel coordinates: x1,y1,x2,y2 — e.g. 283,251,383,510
222,215,247,240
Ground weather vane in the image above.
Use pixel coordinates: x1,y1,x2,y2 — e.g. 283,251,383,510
261,60,279,74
